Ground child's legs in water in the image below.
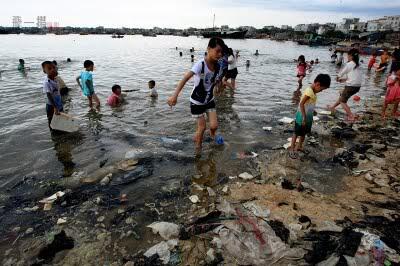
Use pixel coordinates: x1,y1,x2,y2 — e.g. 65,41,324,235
207,111,218,138
391,101,400,116
290,134,298,151
298,76,304,89
92,93,101,107
87,96,93,108
297,136,305,150
195,116,207,148
231,78,236,89
382,102,388,118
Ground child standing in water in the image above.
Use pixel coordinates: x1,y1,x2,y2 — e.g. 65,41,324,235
167,37,225,153
296,55,307,90
76,60,100,109
368,53,377,71
382,69,400,118
289,74,331,159
328,49,362,122
42,61,63,129
148,80,158,97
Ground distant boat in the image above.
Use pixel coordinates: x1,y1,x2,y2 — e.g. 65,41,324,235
202,30,247,39
111,34,124,38
142,32,157,37
202,14,247,39
335,42,384,55
79,32,89,35
297,34,336,46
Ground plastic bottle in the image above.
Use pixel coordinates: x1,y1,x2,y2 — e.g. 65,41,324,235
372,239,385,266
215,135,224,145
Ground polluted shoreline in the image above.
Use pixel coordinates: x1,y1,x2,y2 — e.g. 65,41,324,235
1,91,400,265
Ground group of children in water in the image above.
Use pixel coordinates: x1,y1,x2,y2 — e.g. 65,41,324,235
291,47,400,158
39,59,158,128
38,36,400,158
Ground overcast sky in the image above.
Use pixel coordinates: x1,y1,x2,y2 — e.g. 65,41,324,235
2,0,399,28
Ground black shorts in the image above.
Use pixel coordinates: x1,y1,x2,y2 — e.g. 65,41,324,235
340,86,360,103
60,87,69,96
378,63,388,70
226,68,238,79
190,100,216,118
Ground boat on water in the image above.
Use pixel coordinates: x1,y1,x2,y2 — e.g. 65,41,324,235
201,14,247,39
142,32,157,37
335,42,384,55
297,34,336,46
111,34,124,38
79,33,89,35
202,30,247,39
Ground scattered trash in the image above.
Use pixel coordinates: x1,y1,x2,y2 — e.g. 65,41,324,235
161,137,182,145
116,159,138,171
278,117,294,124
39,191,65,204
206,248,216,264
242,201,270,218
319,110,332,115
125,149,151,160
25,228,34,234
222,186,229,194
207,187,216,197
147,222,180,240
57,218,67,225
235,151,258,159
239,172,254,180
313,116,320,122
50,113,80,132
262,126,272,131
189,195,199,203
100,173,112,186
143,239,178,264
228,176,237,180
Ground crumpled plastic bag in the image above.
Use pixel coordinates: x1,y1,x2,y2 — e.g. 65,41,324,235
144,239,178,264
218,220,305,265
243,201,270,219
147,222,180,240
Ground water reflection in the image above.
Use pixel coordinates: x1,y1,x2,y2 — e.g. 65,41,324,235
86,109,104,136
193,151,217,187
50,131,83,177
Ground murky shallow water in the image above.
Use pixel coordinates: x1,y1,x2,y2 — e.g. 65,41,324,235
0,35,389,257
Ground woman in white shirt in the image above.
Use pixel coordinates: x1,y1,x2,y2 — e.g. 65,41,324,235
224,48,238,89
328,48,362,122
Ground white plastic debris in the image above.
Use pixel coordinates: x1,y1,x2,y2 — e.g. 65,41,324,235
39,191,65,204
207,187,216,197
57,218,67,225
50,113,80,132
222,186,229,194
243,202,270,218
100,173,112,186
161,137,182,144
206,248,216,263
313,116,320,122
262,126,272,131
147,222,180,240
318,110,332,115
189,195,200,203
125,149,151,160
144,239,178,264
278,117,294,124
239,172,254,180
228,176,237,180
283,143,292,149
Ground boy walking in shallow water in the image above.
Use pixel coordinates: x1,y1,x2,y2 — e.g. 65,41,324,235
42,61,63,129
289,74,331,159
76,60,100,109
167,37,225,154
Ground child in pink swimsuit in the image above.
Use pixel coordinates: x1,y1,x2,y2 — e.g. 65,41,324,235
296,55,307,90
382,69,400,118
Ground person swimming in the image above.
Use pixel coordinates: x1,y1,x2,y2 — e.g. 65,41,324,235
254,50,259,56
